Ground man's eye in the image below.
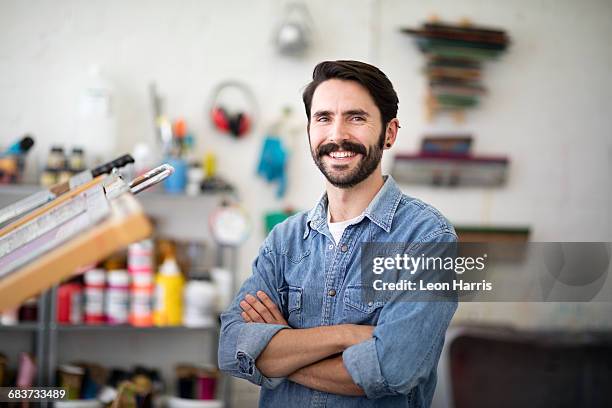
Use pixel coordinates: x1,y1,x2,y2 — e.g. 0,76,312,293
317,116,330,122
351,116,365,122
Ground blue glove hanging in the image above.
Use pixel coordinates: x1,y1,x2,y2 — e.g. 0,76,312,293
256,135,288,198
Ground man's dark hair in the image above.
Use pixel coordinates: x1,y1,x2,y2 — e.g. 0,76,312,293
302,60,399,127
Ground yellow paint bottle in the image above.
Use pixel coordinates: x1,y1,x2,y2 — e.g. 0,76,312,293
154,256,184,326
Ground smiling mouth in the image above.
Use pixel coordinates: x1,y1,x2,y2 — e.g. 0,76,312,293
326,151,360,160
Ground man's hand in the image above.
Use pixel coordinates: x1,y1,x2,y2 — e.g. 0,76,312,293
240,290,288,326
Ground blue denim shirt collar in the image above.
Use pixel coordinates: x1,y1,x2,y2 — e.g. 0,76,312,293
304,175,403,239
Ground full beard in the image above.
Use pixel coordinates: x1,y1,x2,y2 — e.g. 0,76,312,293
311,132,384,189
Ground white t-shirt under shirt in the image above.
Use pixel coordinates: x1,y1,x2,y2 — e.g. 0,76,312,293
327,210,365,245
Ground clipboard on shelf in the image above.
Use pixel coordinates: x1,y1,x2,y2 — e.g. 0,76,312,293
0,164,174,311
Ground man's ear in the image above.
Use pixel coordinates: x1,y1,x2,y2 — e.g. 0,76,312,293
384,118,400,149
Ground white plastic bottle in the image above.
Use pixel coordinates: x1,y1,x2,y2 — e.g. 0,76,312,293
183,280,217,327
106,269,129,325
76,65,117,164
84,268,106,325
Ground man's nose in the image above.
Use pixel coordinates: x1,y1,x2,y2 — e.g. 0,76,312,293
328,119,349,144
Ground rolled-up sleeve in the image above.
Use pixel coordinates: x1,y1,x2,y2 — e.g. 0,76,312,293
342,337,389,397
218,243,289,389
343,300,456,398
343,231,458,399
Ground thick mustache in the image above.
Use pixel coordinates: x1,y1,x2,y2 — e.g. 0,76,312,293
318,141,367,157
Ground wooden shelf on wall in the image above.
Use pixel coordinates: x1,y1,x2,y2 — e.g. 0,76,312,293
401,19,510,122
454,226,530,263
455,225,530,243
391,153,509,187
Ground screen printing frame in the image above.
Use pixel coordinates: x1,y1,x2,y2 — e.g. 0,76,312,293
0,176,152,311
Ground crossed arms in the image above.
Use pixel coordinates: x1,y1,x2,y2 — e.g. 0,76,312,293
239,290,371,396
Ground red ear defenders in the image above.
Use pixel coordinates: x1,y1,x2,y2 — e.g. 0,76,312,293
211,107,251,137
210,81,257,138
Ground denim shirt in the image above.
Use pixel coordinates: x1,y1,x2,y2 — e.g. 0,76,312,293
219,176,458,408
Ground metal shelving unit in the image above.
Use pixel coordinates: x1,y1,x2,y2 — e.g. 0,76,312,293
0,184,239,407
0,323,41,331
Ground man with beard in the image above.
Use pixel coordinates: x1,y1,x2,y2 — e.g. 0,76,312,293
219,60,457,407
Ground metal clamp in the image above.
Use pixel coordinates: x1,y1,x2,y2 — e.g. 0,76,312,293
128,164,175,195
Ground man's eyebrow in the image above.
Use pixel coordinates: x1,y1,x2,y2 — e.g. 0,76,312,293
343,109,369,117
312,110,332,118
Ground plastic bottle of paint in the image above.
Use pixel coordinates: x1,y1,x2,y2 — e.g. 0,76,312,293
163,156,188,194
84,269,106,324
1,308,18,325
196,366,219,400
154,257,184,326
76,65,117,163
128,239,154,272
128,239,155,326
130,272,154,327
56,282,83,325
106,269,129,325
183,280,217,328
18,298,38,322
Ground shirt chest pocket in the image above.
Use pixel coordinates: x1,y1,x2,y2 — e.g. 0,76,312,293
343,285,386,325
278,285,303,328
